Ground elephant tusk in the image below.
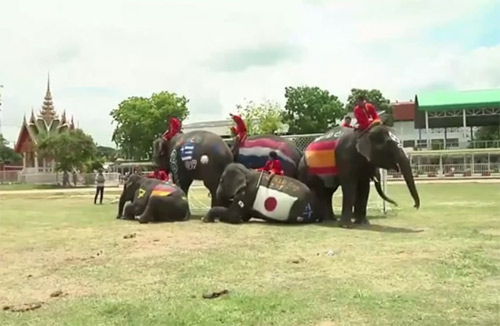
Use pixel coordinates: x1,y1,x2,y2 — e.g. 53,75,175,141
256,170,265,189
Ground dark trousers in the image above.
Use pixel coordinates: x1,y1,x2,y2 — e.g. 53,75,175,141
94,186,104,204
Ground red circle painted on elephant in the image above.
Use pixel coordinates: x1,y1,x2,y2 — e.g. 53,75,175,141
264,197,277,211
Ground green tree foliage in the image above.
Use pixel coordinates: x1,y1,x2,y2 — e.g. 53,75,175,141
345,88,393,125
37,129,97,172
96,146,118,161
235,99,286,135
0,134,22,165
283,86,346,134
474,126,500,141
110,91,190,160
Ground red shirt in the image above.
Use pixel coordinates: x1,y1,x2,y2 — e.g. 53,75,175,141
354,102,379,130
231,114,247,143
163,118,182,141
157,170,168,181
259,159,284,175
341,121,353,128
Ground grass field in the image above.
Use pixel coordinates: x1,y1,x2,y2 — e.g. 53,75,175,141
0,183,499,326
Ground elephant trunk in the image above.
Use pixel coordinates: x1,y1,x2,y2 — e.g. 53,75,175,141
117,193,127,218
397,151,420,209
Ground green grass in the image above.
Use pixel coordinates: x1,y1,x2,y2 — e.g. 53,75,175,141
0,183,61,191
0,184,499,326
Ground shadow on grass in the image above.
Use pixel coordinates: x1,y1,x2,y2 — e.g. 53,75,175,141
316,219,424,234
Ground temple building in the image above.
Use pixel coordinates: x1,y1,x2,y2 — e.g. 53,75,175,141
14,77,77,173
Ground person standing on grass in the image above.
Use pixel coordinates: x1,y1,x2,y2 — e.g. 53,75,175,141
94,170,106,205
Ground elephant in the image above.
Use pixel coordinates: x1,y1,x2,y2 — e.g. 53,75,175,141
116,174,190,223
232,135,303,178
203,163,321,224
298,123,419,227
153,130,234,207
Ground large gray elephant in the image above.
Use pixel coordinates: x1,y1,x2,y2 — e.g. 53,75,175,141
117,174,190,223
153,130,234,207
203,163,321,224
298,123,419,227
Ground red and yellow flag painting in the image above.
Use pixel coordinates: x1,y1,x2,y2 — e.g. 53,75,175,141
151,183,175,197
304,140,338,176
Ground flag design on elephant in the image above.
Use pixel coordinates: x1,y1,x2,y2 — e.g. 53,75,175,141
252,185,299,221
180,142,195,161
151,183,177,197
304,126,344,187
237,136,298,175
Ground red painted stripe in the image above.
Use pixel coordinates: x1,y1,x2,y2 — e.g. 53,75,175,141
309,166,338,175
242,138,294,157
306,140,337,152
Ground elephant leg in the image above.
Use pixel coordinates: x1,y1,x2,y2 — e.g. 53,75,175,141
203,177,220,208
178,177,193,215
324,185,338,221
138,197,154,224
203,206,242,224
122,202,136,220
354,177,370,224
339,179,356,228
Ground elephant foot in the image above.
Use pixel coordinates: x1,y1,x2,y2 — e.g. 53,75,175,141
354,217,370,225
338,218,353,229
138,216,150,224
201,215,215,223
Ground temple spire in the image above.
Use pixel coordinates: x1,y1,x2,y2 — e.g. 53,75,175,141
39,73,56,124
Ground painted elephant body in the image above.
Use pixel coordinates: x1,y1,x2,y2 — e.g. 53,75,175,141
153,130,234,207
299,124,418,226
204,163,321,224
117,174,190,223
233,135,302,177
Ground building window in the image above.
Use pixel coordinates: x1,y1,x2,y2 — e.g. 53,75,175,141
431,139,444,150
403,140,415,147
445,138,459,148
417,140,427,148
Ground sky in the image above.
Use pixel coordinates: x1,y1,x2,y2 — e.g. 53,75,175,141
0,0,499,147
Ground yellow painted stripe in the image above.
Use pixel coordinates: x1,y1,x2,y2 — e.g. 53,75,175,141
305,150,336,168
151,190,172,197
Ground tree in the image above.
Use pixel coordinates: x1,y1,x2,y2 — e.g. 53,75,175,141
235,99,286,135
110,91,190,160
283,86,346,134
0,134,22,165
345,88,393,125
96,146,118,161
474,125,500,141
37,129,97,172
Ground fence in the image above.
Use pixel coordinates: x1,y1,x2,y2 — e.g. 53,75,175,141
1,172,122,187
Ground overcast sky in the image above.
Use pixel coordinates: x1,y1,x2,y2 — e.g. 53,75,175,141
1,0,499,147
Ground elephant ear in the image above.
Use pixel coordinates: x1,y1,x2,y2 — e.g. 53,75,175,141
355,132,373,162
222,167,247,198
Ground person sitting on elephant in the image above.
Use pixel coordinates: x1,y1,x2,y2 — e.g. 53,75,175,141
162,117,182,141
147,169,169,182
341,116,353,128
257,151,284,175
353,95,381,131
229,113,248,159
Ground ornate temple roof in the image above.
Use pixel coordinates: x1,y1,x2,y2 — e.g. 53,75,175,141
39,77,56,124
14,76,78,153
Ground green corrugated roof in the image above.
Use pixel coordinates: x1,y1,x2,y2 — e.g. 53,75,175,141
416,89,500,111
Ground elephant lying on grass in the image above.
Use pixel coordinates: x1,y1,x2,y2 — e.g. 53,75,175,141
117,174,190,223
203,163,321,224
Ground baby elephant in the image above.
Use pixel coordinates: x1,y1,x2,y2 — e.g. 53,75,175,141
203,163,321,224
117,173,190,223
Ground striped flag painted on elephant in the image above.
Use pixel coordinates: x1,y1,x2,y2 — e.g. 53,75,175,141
151,183,176,197
252,186,298,221
304,140,338,176
238,138,295,165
